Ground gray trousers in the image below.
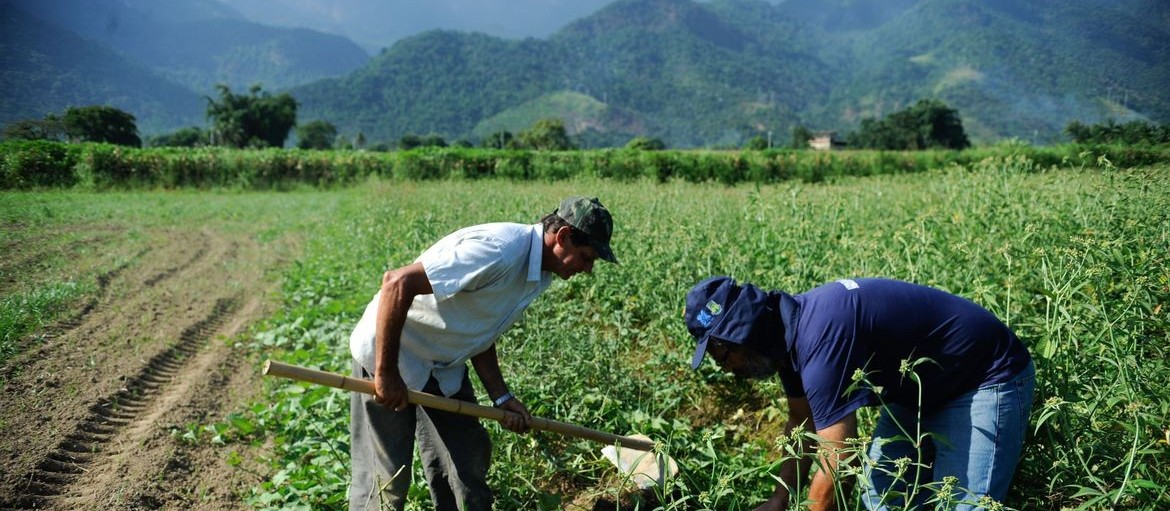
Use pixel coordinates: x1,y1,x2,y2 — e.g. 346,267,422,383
349,359,493,511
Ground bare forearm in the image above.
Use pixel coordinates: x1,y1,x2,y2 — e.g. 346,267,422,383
470,343,532,432
374,278,408,377
807,469,839,511
370,264,432,409
374,264,432,374
470,344,509,399
806,414,858,511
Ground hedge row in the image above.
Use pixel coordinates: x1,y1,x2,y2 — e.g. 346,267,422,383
2,140,1167,189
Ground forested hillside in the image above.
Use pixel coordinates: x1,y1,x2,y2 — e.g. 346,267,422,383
217,0,616,53
549,0,828,147
3,0,1167,146
0,7,204,134
292,32,561,145
791,0,1170,143
1,0,368,133
294,0,1169,147
109,18,369,95
8,0,368,94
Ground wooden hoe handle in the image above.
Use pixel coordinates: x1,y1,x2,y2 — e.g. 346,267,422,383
262,360,655,451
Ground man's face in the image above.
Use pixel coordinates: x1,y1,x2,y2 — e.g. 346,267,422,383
548,227,598,280
707,340,777,380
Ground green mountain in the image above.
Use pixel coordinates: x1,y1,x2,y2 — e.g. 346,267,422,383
0,6,204,134
292,31,560,143
295,0,831,147
3,0,1166,145
547,0,827,146
1,0,369,134
7,0,369,95
788,0,1170,143
295,0,1169,147
471,91,645,142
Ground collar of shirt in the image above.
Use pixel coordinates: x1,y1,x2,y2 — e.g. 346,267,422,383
527,223,544,282
779,291,800,368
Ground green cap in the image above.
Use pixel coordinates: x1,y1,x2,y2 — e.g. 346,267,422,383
556,196,617,264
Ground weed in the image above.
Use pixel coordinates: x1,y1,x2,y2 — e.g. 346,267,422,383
141,162,1170,509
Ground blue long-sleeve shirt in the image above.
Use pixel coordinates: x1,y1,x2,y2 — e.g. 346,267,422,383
776,278,1032,430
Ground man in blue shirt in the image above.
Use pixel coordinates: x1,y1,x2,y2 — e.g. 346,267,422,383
684,276,1034,511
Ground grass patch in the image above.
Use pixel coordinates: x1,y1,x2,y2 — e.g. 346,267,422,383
5,156,1166,509
225,159,1168,510
0,280,87,367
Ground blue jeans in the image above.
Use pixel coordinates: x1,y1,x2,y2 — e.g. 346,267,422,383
863,362,1035,510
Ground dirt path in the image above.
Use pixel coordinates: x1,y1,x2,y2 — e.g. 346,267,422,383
0,225,282,510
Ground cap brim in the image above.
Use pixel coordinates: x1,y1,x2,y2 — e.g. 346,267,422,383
690,337,709,369
594,242,618,264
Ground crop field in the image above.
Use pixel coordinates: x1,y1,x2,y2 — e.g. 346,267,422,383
1,154,1167,510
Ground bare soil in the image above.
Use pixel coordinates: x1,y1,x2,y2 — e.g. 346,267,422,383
0,212,684,511
0,224,283,510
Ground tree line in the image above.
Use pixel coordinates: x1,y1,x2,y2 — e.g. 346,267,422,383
1065,119,1170,145
6,84,1163,153
0,84,618,152
2,106,143,148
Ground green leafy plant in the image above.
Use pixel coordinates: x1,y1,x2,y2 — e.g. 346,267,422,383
183,159,1170,509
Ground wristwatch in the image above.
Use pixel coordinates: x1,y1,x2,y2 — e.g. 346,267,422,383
492,392,514,407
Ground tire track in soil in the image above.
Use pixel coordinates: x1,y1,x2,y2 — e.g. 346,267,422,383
144,244,207,287
1,229,209,384
0,227,123,297
0,226,277,510
1,248,146,383
3,298,239,510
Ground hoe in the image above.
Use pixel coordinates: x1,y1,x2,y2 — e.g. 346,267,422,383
263,360,678,489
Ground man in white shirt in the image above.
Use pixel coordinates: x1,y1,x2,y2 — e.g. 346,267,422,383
348,197,617,511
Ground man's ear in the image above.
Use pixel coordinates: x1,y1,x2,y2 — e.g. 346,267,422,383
554,225,573,245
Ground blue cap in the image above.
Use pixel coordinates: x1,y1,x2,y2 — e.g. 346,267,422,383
684,276,769,369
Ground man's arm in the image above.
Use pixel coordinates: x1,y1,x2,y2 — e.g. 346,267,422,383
755,397,816,511
807,412,859,511
471,344,533,433
374,262,432,411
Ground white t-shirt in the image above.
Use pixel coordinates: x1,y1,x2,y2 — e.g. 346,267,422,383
350,223,552,396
